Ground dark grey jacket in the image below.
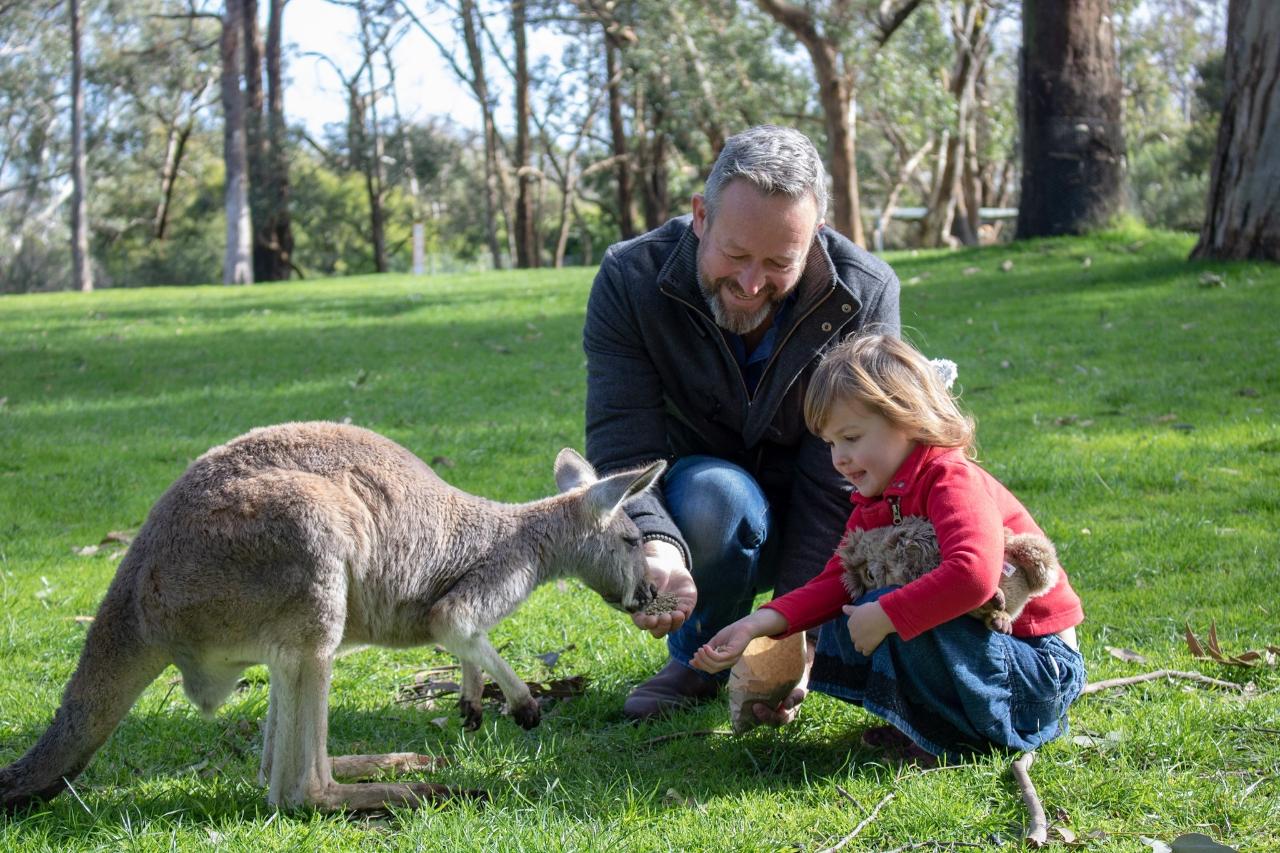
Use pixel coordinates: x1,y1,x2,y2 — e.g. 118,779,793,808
583,215,901,596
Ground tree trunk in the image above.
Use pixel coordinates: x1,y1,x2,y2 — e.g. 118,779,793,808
922,0,988,248
242,0,270,279
264,0,292,278
1016,0,1126,238
512,0,539,268
358,5,386,273
461,0,504,269
1192,0,1280,262
69,0,92,292
604,34,635,240
754,0,865,245
154,119,193,240
221,0,253,284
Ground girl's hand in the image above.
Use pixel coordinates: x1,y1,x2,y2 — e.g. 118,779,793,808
843,601,896,656
691,621,757,673
691,609,789,673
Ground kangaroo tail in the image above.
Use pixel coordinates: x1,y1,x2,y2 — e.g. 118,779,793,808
1,561,168,812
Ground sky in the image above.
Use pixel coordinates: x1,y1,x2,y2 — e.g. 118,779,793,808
282,0,562,138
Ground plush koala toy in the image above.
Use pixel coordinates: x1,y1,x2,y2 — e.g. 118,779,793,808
837,516,1061,633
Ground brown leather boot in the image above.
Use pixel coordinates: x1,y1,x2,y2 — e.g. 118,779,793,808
622,658,721,720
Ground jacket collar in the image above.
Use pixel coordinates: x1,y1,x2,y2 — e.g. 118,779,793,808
848,443,965,507
656,215,845,319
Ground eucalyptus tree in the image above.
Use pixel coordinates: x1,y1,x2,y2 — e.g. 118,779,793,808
752,0,925,245
1192,0,1280,261
1016,0,1126,238
220,0,253,283
70,0,93,290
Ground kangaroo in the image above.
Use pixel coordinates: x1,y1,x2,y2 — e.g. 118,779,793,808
0,422,664,812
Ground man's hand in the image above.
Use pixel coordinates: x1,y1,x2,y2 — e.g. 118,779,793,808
843,601,895,656
750,637,815,727
631,539,696,638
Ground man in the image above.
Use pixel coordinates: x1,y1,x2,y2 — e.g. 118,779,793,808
583,125,901,720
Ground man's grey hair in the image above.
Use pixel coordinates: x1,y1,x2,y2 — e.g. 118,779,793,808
703,125,828,225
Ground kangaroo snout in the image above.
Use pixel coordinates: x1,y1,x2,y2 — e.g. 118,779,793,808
622,581,657,614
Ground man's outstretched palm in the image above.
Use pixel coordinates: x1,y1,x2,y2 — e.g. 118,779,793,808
631,540,696,638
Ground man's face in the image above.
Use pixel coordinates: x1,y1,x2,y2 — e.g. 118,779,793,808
692,179,821,336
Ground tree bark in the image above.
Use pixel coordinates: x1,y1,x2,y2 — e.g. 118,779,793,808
154,118,193,240
1016,0,1126,238
754,0,864,245
922,0,989,248
69,0,93,291
264,0,292,278
1192,0,1280,262
604,33,635,240
357,4,386,273
221,0,253,284
461,0,505,269
243,0,272,280
512,0,539,268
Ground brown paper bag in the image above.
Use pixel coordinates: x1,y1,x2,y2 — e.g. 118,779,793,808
728,633,807,734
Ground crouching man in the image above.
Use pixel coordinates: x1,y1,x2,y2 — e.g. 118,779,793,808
582,125,902,720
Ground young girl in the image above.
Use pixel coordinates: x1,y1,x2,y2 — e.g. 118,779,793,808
691,334,1085,762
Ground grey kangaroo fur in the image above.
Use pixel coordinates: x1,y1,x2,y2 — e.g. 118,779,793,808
838,516,1061,633
0,422,664,812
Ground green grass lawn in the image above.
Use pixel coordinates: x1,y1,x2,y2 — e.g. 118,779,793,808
1,228,1277,851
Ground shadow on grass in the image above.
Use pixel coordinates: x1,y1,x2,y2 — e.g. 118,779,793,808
0,679,895,837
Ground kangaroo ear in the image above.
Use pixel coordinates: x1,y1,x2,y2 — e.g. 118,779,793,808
583,459,667,521
554,448,597,492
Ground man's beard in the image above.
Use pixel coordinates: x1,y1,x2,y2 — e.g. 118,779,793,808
696,264,783,335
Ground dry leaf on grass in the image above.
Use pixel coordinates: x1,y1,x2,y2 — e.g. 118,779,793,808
1106,646,1148,664
396,674,588,709
1186,621,1279,667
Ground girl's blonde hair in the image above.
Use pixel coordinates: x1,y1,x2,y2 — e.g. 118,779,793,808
804,334,977,455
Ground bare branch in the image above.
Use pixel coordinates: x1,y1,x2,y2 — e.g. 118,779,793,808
1080,670,1250,695
817,791,895,853
874,0,924,45
1010,752,1047,847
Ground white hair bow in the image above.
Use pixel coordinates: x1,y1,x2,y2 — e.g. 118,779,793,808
930,358,958,390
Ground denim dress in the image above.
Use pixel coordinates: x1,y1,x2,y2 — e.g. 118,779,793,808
808,587,1087,761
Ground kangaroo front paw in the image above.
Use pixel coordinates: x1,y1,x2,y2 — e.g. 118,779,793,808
511,699,540,730
460,699,483,731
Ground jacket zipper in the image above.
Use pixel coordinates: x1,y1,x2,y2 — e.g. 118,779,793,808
888,495,902,525
751,286,836,401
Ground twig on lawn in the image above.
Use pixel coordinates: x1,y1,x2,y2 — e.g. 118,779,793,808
834,783,858,807
642,728,731,746
1010,752,1047,847
818,790,895,853
1080,669,1247,695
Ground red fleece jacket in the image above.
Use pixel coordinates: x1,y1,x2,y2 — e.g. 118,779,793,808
762,444,1084,641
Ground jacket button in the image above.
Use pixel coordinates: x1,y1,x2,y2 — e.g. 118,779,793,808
821,322,832,332
841,303,852,313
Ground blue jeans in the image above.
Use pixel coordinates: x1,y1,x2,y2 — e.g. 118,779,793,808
662,456,778,679
809,587,1087,760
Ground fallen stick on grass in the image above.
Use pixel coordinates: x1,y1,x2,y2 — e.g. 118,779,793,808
1011,751,1047,847
818,791,895,853
1080,669,1247,695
